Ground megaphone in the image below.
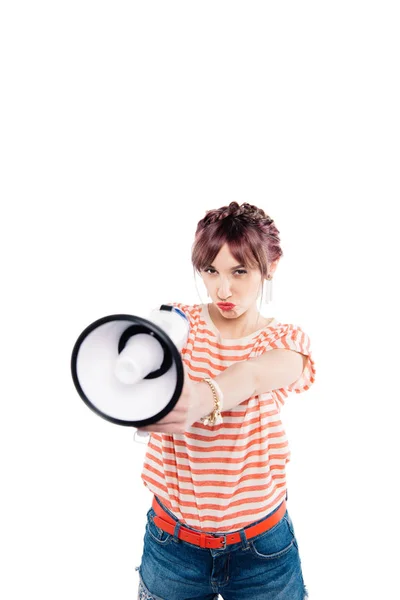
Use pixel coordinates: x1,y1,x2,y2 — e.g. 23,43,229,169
71,305,189,428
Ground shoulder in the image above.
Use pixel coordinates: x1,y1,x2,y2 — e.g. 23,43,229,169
256,320,313,354
168,302,202,327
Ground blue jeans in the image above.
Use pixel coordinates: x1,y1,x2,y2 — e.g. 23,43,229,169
137,498,308,600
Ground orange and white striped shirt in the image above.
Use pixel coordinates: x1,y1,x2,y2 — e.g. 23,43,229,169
141,303,316,533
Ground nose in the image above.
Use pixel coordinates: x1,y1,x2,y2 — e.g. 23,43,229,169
217,276,232,301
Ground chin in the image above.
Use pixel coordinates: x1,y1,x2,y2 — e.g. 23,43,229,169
219,308,239,317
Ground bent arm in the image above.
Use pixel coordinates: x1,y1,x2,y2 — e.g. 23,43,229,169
195,349,307,422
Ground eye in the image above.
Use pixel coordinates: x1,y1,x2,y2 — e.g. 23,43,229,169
234,269,248,275
203,268,217,274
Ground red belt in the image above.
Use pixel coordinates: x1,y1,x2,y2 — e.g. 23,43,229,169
152,496,287,549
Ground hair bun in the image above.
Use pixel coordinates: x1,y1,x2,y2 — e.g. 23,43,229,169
224,202,273,227
197,202,276,237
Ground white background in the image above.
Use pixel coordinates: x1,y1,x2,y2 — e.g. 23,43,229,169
1,1,399,599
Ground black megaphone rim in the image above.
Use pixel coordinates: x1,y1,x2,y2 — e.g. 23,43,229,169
70,313,185,427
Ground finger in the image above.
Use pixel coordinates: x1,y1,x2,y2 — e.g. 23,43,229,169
137,421,184,433
137,426,184,434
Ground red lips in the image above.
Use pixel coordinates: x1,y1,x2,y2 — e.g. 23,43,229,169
217,303,235,311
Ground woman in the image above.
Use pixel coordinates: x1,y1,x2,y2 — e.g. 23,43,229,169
136,202,316,600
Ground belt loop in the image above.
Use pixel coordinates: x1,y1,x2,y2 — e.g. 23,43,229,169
173,521,181,543
239,528,249,550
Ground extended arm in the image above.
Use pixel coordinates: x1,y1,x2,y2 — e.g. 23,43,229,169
137,349,307,433
195,349,307,422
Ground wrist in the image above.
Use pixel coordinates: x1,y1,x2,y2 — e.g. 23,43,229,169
193,380,214,422
200,377,224,426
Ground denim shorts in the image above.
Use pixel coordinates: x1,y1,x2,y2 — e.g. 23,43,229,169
137,498,308,600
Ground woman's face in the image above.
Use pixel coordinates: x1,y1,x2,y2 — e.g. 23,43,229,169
200,243,266,320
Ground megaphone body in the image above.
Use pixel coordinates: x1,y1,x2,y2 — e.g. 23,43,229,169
71,305,189,428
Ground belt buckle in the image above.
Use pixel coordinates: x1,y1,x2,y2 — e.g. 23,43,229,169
217,534,227,549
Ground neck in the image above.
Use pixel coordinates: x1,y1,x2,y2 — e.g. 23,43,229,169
208,303,267,338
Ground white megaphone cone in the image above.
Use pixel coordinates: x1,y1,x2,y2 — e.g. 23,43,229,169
71,305,190,428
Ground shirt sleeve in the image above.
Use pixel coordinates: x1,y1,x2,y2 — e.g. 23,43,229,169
256,323,316,398
168,302,197,328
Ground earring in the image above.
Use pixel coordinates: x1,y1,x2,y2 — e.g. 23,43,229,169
263,276,273,304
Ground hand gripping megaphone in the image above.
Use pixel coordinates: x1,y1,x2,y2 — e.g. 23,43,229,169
70,305,189,428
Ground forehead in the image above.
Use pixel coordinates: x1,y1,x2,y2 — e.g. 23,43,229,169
211,243,245,267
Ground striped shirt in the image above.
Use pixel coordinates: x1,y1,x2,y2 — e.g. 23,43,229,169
141,302,316,533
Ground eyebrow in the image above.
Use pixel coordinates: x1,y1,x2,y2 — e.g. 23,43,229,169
207,264,246,270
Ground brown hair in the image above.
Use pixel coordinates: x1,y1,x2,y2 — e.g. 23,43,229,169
191,202,283,278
